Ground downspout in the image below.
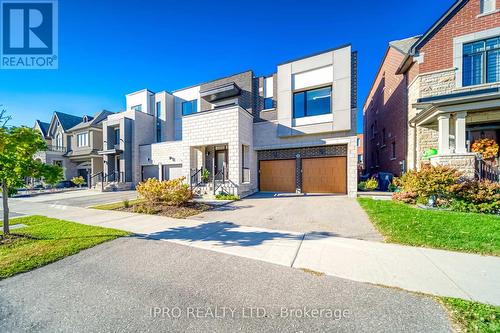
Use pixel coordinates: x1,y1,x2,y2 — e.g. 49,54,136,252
409,120,417,171
403,72,409,174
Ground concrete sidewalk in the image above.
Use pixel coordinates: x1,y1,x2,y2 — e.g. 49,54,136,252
8,198,500,306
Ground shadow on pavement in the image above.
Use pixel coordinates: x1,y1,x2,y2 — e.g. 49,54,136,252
137,221,303,247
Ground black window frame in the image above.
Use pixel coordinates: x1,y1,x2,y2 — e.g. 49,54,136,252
292,85,332,119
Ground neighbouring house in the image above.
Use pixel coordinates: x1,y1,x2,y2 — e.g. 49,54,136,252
33,110,112,184
97,45,359,197
65,110,113,182
363,36,420,176
365,0,500,179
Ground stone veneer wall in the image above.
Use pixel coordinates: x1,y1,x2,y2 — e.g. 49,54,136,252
430,153,476,179
408,68,457,169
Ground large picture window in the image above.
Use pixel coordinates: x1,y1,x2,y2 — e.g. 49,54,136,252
463,36,500,86
182,99,198,116
293,86,332,118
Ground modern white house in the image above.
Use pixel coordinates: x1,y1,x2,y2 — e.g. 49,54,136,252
95,45,358,197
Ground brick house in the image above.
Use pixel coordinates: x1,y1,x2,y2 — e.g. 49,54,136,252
365,0,500,179
363,36,420,176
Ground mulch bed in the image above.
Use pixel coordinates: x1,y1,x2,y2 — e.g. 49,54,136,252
116,202,212,219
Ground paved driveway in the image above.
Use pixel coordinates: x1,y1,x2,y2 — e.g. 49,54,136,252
0,237,451,332
192,193,383,242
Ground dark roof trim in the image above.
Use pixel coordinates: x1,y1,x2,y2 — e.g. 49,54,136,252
410,0,468,55
417,87,500,103
277,43,352,66
171,69,253,93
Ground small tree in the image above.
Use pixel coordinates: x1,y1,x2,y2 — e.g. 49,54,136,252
71,176,86,188
43,164,64,189
0,126,49,234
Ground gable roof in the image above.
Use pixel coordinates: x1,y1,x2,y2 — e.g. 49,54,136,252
396,0,468,74
410,0,468,55
53,111,83,131
363,36,420,110
389,36,421,55
67,110,114,132
34,120,50,137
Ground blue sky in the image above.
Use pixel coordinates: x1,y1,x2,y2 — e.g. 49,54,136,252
0,0,454,132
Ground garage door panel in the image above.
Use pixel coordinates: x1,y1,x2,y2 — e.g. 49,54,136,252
260,160,296,193
302,157,347,194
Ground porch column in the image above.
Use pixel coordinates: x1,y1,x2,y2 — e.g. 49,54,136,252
455,111,467,154
437,114,450,154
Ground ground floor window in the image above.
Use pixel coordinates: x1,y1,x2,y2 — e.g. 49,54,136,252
242,145,250,183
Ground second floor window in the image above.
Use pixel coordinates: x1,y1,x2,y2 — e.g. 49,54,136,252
182,99,198,116
463,36,499,86
293,86,332,118
114,128,120,146
55,133,63,148
77,132,89,147
264,97,273,109
131,104,142,112
156,102,161,142
480,0,496,14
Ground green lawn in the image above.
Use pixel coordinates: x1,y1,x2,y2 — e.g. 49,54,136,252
358,198,500,256
440,297,500,333
0,215,130,278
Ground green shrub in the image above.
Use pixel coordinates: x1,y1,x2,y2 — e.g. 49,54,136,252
201,168,210,183
123,199,130,208
71,176,86,188
134,203,157,214
365,177,378,191
357,181,366,191
136,177,192,207
215,193,240,201
393,165,462,203
388,183,397,192
450,180,500,214
391,190,418,204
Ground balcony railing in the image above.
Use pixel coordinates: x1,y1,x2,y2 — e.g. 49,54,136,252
46,145,67,153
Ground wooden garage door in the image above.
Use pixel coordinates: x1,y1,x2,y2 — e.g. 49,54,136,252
259,160,296,193
302,157,347,194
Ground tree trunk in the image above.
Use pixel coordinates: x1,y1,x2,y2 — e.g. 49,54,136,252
2,181,9,235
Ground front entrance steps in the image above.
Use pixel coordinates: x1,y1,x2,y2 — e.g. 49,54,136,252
192,181,238,199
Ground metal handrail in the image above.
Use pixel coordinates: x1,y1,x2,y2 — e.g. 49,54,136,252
213,166,226,195
475,157,499,182
190,167,204,192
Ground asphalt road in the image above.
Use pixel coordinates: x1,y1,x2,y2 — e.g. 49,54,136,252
15,190,138,208
0,237,452,332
